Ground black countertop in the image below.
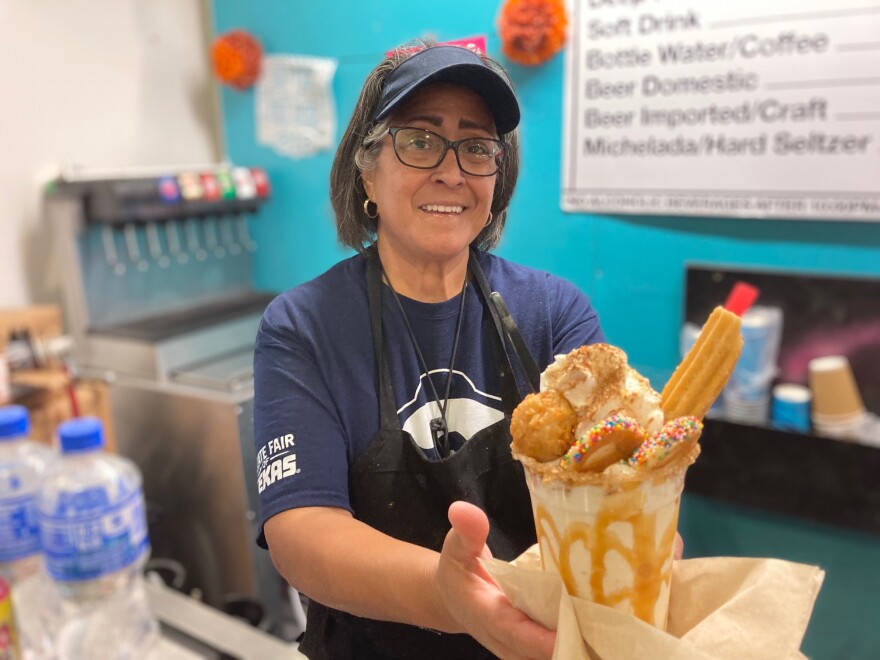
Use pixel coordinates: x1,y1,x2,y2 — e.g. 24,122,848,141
686,419,880,534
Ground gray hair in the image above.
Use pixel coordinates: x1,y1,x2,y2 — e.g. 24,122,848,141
330,43,521,253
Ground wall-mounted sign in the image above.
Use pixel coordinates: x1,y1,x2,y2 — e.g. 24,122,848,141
561,0,880,220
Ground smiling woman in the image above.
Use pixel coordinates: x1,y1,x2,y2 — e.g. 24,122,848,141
361,83,501,291
253,42,605,659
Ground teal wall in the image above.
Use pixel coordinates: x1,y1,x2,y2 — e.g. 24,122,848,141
680,496,880,660
213,2,880,657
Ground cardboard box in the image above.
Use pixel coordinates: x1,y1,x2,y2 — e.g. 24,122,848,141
1,306,115,451
12,369,116,452
0,306,63,349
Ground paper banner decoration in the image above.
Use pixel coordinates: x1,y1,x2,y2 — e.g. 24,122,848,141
212,29,263,90
498,0,568,66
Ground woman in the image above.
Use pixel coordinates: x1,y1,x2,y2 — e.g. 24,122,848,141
254,43,604,659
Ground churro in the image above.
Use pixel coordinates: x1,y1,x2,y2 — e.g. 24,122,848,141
660,306,743,420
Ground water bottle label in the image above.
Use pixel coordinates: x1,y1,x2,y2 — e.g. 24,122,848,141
0,494,40,562
40,488,150,581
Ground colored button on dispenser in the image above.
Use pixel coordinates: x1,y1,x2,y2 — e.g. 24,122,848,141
232,167,256,200
251,168,271,198
201,173,221,201
178,172,204,201
157,176,181,203
216,169,237,199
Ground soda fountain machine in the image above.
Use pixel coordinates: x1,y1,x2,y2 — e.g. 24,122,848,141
46,165,305,639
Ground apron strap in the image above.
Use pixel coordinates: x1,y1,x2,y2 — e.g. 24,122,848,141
367,247,523,426
366,248,402,430
467,249,530,414
489,292,541,393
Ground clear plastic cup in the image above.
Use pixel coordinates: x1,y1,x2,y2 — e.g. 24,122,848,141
516,445,699,630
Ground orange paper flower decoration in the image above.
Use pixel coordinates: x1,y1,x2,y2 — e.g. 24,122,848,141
211,30,263,90
498,0,568,66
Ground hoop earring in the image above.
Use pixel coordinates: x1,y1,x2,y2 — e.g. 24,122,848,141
363,198,378,219
484,211,493,228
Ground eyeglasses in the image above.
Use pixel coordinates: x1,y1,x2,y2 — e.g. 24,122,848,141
388,127,505,177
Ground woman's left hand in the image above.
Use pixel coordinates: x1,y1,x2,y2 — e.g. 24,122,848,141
674,531,684,560
434,501,556,660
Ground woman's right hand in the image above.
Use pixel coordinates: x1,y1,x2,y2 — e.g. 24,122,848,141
435,501,556,660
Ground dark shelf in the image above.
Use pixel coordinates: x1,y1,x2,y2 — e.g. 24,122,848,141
686,419,880,535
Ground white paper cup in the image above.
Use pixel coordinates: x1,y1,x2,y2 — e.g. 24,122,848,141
515,446,699,630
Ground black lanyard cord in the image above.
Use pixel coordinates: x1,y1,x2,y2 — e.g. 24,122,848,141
380,261,468,457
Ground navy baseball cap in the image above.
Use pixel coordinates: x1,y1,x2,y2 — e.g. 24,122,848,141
372,45,520,135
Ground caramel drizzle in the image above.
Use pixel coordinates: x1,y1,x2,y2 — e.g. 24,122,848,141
534,493,680,627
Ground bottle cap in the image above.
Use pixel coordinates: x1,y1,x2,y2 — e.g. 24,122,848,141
0,405,30,440
57,417,105,453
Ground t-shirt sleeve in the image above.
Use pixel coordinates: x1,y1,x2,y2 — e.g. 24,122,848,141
547,274,605,354
253,299,353,548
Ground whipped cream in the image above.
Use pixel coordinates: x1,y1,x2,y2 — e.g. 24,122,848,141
541,344,664,435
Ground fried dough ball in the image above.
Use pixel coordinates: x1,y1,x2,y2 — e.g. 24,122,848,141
511,389,577,462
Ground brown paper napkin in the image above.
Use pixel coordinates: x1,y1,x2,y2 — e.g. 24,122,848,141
483,546,824,660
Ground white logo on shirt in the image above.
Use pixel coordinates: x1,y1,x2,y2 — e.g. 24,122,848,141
399,370,503,450
257,433,298,493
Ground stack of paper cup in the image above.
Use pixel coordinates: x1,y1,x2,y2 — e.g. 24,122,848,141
723,306,784,425
808,356,866,440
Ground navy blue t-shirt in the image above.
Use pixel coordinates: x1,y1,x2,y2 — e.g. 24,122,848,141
253,251,604,536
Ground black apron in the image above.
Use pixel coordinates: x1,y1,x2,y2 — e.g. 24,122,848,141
299,250,536,659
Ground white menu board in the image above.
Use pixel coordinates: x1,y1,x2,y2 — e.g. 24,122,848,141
561,0,880,220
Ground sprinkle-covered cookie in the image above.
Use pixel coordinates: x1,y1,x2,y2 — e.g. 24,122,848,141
561,414,647,472
628,416,703,470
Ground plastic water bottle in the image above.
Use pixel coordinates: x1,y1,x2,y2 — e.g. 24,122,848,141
0,574,22,659
0,405,63,659
38,417,158,659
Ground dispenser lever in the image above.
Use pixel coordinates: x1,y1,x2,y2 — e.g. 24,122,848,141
101,226,126,275
123,224,149,271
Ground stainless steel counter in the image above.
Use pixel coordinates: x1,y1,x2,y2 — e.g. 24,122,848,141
147,580,306,659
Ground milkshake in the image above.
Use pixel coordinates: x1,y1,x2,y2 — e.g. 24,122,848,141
511,338,727,629
516,442,697,628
